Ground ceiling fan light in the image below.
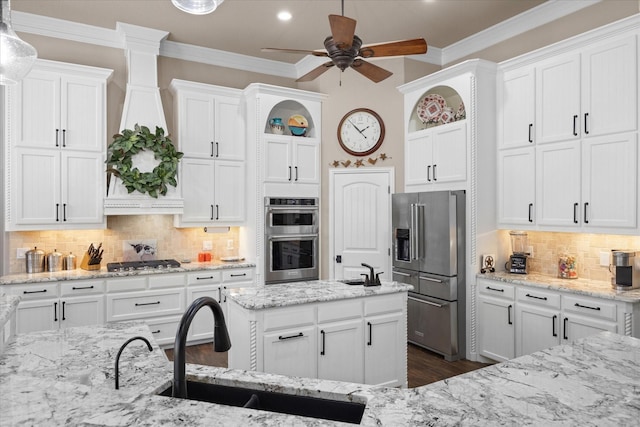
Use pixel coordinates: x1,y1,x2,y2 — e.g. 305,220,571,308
0,0,37,85
171,0,223,15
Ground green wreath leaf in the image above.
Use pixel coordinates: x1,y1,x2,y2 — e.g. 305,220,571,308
106,124,183,198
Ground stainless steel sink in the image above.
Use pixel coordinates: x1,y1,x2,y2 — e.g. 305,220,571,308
157,380,366,424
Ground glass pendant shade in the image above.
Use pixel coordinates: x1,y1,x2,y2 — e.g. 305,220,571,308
171,0,224,15
0,0,37,85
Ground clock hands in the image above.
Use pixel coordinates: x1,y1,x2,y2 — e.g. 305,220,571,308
348,119,367,139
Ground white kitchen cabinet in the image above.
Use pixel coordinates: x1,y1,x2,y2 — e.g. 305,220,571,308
5,60,111,231
497,147,535,226
515,287,561,357
263,325,317,379
405,121,467,188
476,279,515,362
498,66,535,149
263,135,320,187
364,311,404,387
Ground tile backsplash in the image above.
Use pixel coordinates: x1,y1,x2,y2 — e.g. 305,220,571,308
497,230,640,282
8,215,239,274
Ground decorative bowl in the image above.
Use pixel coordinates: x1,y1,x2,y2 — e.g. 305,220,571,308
289,126,307,136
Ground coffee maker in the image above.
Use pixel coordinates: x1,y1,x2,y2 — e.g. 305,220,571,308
507,231,529,274
610,250,640,290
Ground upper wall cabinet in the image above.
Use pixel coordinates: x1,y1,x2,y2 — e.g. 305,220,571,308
4,60,112,231
169,80,245,227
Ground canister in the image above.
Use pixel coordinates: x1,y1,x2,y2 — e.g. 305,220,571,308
46,249,63,272
63,252,77,270
25,247,45,273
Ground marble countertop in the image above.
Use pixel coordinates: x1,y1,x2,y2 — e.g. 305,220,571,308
0,294,20,331
1,320,639,425
0,261,255,286
479,271,640,303
227,280,413,310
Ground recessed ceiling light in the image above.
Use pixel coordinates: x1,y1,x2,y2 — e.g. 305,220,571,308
277,10,292,21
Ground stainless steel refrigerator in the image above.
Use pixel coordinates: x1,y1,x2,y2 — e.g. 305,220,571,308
391,190,465,361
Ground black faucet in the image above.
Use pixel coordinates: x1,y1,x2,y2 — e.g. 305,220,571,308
361,263,382,286
173,296,231,399
114,336,153,390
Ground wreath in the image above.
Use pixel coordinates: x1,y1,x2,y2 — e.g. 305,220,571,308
106,124,183,198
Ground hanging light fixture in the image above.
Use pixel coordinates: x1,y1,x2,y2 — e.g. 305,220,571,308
171,0,224,15
0,0,37,85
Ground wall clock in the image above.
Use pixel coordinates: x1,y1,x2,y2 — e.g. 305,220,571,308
337,108,385,156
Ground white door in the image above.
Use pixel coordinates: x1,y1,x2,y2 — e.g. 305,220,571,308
214,160,245,222
515,303,560,357
364,311,403,387
331,169,392,280
500,66,535,148
497,147,535,225
317,319,364,383
61,152,104,225
431,121,467,183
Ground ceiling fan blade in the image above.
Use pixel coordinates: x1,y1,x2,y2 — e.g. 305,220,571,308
296,62,335,82
359,38,427,58
261,47,328,57
351,59,393,83
329,14,357,49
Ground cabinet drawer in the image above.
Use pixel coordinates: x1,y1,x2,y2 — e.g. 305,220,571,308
364,293,404,316
187,271,222,285
149,273,186,289
60,280,105,296
516,287,560,309
318,299,362,323
106,289,185,321
263,305,315,332
9,283,59,300
478,280,515,299
145,316,182,347
562,295,616,321
222,268,254,283
107,277,147,293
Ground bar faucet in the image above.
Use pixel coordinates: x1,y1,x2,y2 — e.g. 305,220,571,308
361,263,382,286
173,296,231,399
114,336,153,390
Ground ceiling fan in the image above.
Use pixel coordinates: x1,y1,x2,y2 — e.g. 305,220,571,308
262,1,427,83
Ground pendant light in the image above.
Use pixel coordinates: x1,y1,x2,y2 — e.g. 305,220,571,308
0,0,37,85
171,0,224,15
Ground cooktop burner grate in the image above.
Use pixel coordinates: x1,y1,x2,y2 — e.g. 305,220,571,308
106,259,181,272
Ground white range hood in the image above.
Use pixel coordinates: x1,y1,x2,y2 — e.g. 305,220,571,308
104,22,184,215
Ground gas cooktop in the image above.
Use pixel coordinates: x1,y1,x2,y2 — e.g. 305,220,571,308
106,259,181,272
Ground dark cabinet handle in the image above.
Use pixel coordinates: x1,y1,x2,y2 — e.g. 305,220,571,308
210,205,214,221
552,315,557,337
584,203,589,224
584,113,589,134
507,304,513,325
210,141,214,157
151,330,161,334
278,332,304,341
134,301,161,307
72,285,94,290
528,203,533,223
62,301,66,320
367,321,372,346
196,276,214,280
230,273,246,277
485,286,504,293
288,166,292,181
573,202,578,224
62,129,66,147
525,293,547,301
528,123,533,143
215,205,219,220
23,289,47,294
433,164,437,181
572,115,578,136
54,302,58,322
55,129,59,147
427,165,431,182
575,302,600,311
294,166,298,181
63,203,67,222
563,317,568,340
56,203,60,222
215,142,219,158
320,330,325,355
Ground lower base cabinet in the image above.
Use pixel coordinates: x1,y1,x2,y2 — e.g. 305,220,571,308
364,311,404,386
477,279,515,362
263,325,317,379
318,318,364,384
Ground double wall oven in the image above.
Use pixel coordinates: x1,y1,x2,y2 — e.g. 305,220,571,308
264,197,319,284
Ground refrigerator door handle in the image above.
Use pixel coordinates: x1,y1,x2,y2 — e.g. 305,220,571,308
394,271,411,277
419,276,443,283
410,204,418,261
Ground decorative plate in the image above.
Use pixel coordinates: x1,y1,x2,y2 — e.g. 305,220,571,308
416,93,447,123
288,114,308,128
439,107,455,124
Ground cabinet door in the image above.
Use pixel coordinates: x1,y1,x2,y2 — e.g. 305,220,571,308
293,139,320,184
364,311,404,387
536,54,581,144
405,132,432,187
317,319,364,384
432,121,466,183
14,148,61,225
179,158,216,224
500,67,535,148
562,315,617,343
187,285,223,342
264,138,293,183
477,295,514,362
263,325,317,379
61,152,104,225
214,160,245,222
536,141,581,227
498,147,535,225
60,295,105,329
60,75,105,152
15,299,58,333
582,133,637,229
177,92,215,158
215,97,244,161
582,34,637,137
515,303,560,357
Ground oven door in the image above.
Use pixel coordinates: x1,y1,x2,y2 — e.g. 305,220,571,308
265,234,318,284
265,206,318,235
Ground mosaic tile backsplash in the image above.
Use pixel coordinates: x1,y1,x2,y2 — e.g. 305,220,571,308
8,215,239,274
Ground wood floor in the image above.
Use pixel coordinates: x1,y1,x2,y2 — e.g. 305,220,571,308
165,343,491,388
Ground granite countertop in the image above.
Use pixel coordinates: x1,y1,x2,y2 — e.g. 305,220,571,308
227,280,413,310
479,271,640,303
0,294,20,331
0,320,638,425
0,261,256,286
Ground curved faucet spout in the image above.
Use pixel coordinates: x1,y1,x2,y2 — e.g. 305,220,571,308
173,296,231,399
114,336,153,390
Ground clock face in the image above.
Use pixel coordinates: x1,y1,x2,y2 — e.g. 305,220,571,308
337,108,385,156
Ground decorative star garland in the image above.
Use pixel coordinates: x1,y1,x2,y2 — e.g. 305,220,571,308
330,153,391,168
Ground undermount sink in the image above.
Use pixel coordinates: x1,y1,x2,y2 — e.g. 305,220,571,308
339,278,366,286
157,380,366,424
